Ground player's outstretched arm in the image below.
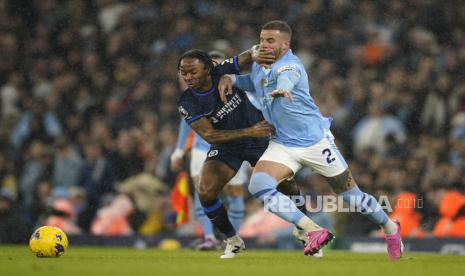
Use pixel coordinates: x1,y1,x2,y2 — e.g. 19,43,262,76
270,65,301,101
190,117,274,144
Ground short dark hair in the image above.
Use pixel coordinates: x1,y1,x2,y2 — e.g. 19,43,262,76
261,20,292,38
177,49,214,73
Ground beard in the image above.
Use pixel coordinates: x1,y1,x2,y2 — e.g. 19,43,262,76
273,48,282,58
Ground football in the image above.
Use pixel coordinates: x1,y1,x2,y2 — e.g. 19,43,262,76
29,226,69,258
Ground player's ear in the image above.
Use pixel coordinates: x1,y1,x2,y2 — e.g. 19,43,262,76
283,39,290,50
204,64,212,74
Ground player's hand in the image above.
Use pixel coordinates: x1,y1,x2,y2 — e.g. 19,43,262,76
218,74,234,104
251,45,275,68
249,120,275,138
270,89,293,101
170,148,184,172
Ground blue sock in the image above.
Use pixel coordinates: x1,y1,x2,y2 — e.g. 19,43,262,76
201,198,236,238
340,185,389,225
194,192,215,237
226,195,244,231
249,172,305,225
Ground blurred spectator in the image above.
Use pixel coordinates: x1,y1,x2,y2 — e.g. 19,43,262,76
17,141,52,214
353,102,406,158
10,99,62,152
0,189,29,243
107,129,145,184
389,192,426,238
79,141,113,205
0,151,17,200
433,190,465,237
52,137,83,190
91,194,134,236
42,198,82,234
116,172,169,235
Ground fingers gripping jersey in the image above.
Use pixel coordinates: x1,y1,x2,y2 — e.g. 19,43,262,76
177,56,268,151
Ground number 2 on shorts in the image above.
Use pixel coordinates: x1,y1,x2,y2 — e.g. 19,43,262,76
322,148,336,164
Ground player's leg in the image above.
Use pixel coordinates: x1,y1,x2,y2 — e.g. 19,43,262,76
248,142,334,256
197,160,236,237
197,149,245,258
190,149,219,250
223,162,248,231
325,170,402,259
305,129,402,259
276,178,307,216
224,185,244,231
276,178,315,247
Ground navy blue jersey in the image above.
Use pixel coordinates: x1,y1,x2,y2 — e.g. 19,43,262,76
177,56,268,151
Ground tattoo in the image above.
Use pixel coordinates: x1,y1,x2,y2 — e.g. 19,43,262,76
325,170,354,194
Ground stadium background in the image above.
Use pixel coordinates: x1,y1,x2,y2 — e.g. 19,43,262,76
0,0,465,252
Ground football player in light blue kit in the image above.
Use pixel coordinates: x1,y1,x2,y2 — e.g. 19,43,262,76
219,20,402,259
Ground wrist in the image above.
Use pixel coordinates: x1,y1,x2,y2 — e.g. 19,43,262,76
227,74,236,84
242,127,254,137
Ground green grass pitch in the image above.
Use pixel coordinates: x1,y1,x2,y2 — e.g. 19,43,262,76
1,246,464,276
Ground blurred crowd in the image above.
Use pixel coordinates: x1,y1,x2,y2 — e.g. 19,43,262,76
1,0,465,244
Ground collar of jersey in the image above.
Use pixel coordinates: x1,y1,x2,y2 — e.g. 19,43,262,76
191,85,215,96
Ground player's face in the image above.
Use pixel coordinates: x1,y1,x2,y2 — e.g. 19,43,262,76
259,30,290,60
179,58,210,90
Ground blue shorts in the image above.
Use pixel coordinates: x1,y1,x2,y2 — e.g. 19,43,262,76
205,144,267,172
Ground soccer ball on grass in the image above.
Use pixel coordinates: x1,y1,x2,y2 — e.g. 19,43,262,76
29,226,68,257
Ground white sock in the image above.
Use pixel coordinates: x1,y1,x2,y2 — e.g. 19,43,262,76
297,216,322,232
382,219,398,235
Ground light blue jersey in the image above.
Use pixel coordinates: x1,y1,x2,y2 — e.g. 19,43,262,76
175,120,210,152
234,50,331,147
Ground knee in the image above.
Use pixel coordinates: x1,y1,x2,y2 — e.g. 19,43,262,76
248,172,275,196
197,180,218,202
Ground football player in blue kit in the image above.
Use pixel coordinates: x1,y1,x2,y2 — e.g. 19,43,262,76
171,51,252,251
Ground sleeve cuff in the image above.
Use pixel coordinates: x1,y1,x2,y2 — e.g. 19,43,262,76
233,56,240,73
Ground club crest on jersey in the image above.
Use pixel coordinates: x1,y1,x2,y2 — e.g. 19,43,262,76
261,78,268,87
208,149,218,157
178,106,189,119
